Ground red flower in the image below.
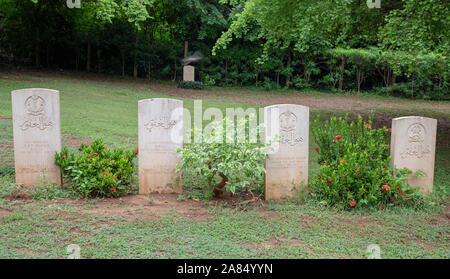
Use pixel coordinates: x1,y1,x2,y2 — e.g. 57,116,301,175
382,184,390,191
355,168,360,174
387,128,392,133
112,176,117,181
340,159,345,164
62,155,66,159
379,203,383,210
94,153,98,156
111,186,116,192
327,179,333,184
314,147,319,151
334,135,342,140
318,175,322,180
349,201,356,207
321,162,328,166
103,171,108,177
135,148,139,154
313,138,317,143
88,155,93,158
365,123,371,129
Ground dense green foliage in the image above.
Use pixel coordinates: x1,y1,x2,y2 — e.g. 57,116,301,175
0,0,448,99
310,114,427,209
177,117,269,199
177,80,205,89
55,139,138,198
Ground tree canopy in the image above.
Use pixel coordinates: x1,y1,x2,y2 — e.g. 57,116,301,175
0,0,448,99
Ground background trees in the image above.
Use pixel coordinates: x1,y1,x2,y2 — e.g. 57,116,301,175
0,0,448,99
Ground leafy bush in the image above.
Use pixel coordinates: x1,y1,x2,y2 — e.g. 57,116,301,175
310,113,424,209
55,139,138,198
177,117,270,199
177,80,205,90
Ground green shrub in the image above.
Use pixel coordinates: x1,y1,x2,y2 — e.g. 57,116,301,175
310,113,424,209
177,80,205,89
177,117,270,199
55,139,138,198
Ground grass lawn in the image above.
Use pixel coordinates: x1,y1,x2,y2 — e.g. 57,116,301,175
0,70,449,259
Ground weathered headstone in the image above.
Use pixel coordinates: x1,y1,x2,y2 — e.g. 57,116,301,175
183,65,195,81
12,88,61,187
264,104,309,200
390,116,437,193
138,98,183,194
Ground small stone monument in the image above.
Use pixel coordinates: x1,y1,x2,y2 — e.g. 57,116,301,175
138,98,183,194
390,116,437,193
264,104,309,200
11,88,62,187
183,65,195,82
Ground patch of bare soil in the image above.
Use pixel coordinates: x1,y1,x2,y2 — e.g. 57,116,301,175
5,191,32,200
211,190,263,207
334,215,381,229
62,134,92,148
0,116,12,120
243,236,313,253
298,215,318,227
0,208,12,218
429,206,450,226
0,74,40,82
72,194,213,221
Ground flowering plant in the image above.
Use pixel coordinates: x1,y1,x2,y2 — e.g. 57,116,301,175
310,113,422,209
55,139,138,198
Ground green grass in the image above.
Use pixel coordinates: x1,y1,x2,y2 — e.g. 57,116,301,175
0,71,448,259
0,199,448,259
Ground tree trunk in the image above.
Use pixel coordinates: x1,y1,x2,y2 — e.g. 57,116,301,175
356,68,361,93
338,58,345,91
389,74,396,95
172,57,177,81
97,47,101,73
133,33,139,78
213,173,229,197
286,54,291,88
121,51,125,76
75,46,80,71
33,2,41,68
86,41,91,72
35,27,41,68
276,71,280,86
184,41,188,57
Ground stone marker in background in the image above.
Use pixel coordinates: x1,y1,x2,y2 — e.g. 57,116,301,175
12,88,61,187
264,104,309,200
390,116,437,193
138,98,183,194
183,65,195,81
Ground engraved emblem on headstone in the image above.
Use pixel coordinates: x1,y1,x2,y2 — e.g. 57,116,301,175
20,94,53,131
400,123,430,159
279,110,303,146
144,116,177,133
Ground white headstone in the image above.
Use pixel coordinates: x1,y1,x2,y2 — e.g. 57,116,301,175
264,104,309,199
138,98,183,194
183,65,195,82
390,116,437,193
12,88,61,187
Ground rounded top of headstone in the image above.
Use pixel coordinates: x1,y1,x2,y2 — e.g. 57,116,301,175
264,104,309,111
11,88,59,95
393,116,437,123
138,98,182,104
